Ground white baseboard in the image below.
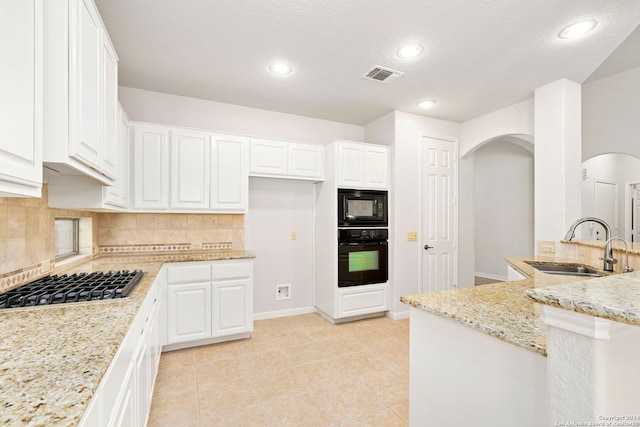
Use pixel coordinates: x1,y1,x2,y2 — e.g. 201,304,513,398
253,306,317,321
386,310,410,320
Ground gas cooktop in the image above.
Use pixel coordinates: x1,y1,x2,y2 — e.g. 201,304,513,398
0,270,144,309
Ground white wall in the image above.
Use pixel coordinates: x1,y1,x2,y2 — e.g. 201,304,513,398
119,86,364,144
473,140,534,280
458,99,534,286
366,111,460,317
459,99,534,158
582,66,640,160
245,178,315,316
534,79,582,245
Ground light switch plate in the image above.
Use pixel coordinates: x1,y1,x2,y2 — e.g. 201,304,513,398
407,232,418,241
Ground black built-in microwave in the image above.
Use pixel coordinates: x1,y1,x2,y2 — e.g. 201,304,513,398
338,189,388,227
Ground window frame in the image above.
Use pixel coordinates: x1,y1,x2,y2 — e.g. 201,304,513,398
54,217,80,261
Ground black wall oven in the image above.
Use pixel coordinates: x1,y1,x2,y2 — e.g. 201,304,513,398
338,189,388,227
338,228,388,287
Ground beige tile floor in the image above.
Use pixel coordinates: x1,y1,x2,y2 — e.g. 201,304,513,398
148,313,410,427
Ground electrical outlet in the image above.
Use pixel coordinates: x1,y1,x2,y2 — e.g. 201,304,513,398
291,231,297,240
541,244,556,254
407,232,418,241
276,284,291,300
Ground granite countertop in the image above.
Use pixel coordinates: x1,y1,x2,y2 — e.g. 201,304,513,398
400,256,604,356
525,271,640,327
0,250,254,427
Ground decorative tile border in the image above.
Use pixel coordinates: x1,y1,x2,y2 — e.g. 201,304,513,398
0,260,54,293
99,242,233,255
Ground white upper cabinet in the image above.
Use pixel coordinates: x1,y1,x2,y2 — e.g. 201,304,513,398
211,134,249,212
132,124,170,210
363,145,389,189
170,129,211,210
249,138,324,181
249,139,288,176
288,142,324,179
336,141,389,189
43,0,119,185
103,105,131,208
131,123,249,213
101,40,119,179
48,104,131,210
0,0,43,197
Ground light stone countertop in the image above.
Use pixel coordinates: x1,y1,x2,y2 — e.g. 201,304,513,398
525,271,640,327
400,256,607,356
0,250,254,427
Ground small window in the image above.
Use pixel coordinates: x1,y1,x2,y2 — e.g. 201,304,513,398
55,218,80,261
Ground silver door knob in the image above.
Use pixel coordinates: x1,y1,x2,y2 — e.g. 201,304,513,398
424,244,433,250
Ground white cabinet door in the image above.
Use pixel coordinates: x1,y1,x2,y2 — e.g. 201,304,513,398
507,265,528,281
101,39,118,179
364,146,389,189
167,282,212,344
170,130,210,209
104,106,130,207
337,141,389,189
288,142,324,179
212,279,252,337
337,283,389,319
132,125,169,210
211,134,249,212
250,139,288,176
69,0,103,170
107,363,135,427
0,0,43,197
337,143,365,187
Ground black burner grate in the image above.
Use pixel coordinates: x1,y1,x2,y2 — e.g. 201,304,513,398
0,270,144,309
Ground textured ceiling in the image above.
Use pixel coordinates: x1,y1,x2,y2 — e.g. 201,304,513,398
94,0,640,125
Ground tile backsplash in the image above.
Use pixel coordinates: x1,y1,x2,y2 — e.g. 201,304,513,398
0,185,244,292
97,212,244,250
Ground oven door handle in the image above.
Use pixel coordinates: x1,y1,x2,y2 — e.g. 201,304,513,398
339,242,363,246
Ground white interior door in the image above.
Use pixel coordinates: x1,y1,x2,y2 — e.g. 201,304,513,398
594,180,618,238
421,136,457,292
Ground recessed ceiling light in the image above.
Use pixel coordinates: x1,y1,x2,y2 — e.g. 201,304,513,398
559,20,597,39
417,100,437,109
397,43,423,58
269,62,292,74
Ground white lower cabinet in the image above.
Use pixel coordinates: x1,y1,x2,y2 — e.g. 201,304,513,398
79,278,161,427
107,364,135,427
165,259,253,349
167,281,212,344
507,265,528,281
337,283,389,319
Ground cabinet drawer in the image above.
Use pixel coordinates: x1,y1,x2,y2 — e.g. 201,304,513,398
166,264,211,284
211,261,251,281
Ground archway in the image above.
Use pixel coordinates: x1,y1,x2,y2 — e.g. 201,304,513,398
468,135,534,284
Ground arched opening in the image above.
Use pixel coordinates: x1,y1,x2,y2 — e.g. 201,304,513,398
470,135,534,284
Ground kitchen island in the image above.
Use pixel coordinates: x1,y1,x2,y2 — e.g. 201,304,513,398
401,256,640,426
0,250,253,427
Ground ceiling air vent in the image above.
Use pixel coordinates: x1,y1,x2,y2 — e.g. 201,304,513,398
362,65,404,84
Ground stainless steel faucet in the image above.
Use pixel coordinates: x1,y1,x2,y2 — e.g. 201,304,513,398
563,217,614,272
604,237,634,273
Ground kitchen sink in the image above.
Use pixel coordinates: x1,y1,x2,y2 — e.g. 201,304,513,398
524,262,603,277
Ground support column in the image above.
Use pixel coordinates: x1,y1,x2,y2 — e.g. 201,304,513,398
534,79,582,250
543,306,640,422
